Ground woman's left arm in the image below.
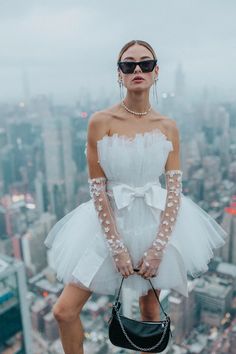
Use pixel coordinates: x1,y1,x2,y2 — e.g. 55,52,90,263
137,120,183,279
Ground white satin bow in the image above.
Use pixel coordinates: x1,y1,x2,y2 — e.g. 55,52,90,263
110,182,167,215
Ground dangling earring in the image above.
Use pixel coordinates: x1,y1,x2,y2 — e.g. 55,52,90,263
117,78,124,100
153,77,159,105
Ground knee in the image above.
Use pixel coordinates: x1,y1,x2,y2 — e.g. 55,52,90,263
52,302,80,323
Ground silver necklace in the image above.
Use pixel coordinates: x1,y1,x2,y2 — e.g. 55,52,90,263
121,100,152,117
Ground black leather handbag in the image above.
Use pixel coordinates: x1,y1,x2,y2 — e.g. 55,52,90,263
108,269,172,353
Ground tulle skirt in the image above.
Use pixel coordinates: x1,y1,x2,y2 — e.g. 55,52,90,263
44,193,227,298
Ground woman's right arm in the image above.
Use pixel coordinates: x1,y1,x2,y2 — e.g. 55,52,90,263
86,112,134,278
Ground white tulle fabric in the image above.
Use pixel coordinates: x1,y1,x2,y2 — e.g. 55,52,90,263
44,128,228,297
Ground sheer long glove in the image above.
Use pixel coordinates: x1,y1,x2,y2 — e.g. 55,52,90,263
88,177,134,278
138,170,183,279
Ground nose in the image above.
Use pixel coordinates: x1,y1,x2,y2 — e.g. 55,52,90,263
134,64,142,73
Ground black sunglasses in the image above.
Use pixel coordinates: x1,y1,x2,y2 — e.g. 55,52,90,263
117,59,157,74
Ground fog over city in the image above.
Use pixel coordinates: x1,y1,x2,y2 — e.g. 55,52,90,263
0,0,235,103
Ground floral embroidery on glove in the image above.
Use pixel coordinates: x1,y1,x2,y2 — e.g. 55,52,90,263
138,170,183,278
88,176,134,277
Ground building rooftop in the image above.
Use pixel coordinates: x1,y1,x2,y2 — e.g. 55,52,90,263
217,262,236,277
168,295,182,304
0,258,9,273
194,275,232,298
0,254,24,279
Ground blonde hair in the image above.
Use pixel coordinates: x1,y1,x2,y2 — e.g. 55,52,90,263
117,40,157,63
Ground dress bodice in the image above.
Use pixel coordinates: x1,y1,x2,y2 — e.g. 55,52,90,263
84,129,174,231
96,128,173,186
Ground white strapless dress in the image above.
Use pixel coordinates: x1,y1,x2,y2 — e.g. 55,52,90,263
44,128,228,298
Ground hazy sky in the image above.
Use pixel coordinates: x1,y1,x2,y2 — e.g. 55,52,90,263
0,0,235,103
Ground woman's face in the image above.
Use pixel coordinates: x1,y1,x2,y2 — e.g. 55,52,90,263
118,44,159,92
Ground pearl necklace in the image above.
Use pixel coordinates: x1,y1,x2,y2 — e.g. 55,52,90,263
121,100,152,117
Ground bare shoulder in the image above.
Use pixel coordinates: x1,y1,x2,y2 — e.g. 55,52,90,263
156,115,180,153
88,103,124,141
88,103,119,127
160,116,179,140
87,110,112,145
88,110,108,127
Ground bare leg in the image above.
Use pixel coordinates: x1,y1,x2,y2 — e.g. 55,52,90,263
52,283,92,354
139,288,161,354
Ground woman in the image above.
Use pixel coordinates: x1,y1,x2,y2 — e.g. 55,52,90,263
44,39,227,354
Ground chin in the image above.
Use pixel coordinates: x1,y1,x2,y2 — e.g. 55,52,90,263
129,86,149,92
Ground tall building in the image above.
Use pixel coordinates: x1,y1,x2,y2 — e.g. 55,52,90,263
194,276,233,327
168,282,197,345
43,311,59,341
221,203,236,263
0,254,32,353
174,62,186,99
21,68,30,105
35,171,47,215
39,97,65,219
60,114,77,211
36,96,77,219
31,298,50,332
21,220,49,275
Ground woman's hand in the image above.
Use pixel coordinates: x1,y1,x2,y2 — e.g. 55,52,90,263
113,249,135,278
136,247,162,279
